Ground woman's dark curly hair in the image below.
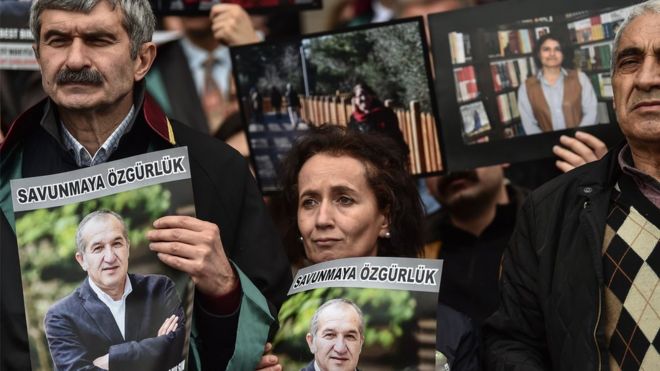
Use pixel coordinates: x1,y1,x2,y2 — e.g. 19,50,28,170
279,124,424,259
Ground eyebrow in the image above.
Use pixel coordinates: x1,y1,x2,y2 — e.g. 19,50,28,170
42,28,117,41
616,47,644,62
299,185,356,199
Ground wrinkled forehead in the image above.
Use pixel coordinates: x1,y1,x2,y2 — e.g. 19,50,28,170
80,214,126,243
38,2,125,37
617,13,660,52
317,304,361,331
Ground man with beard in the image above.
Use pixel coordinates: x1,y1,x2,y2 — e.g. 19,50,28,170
424,166,528,324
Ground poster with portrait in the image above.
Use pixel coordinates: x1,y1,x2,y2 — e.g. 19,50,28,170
10,147,195,371
149,0,322,15
231,18,443,193
0,1,38,70
428,0,633,171
273,257,444,370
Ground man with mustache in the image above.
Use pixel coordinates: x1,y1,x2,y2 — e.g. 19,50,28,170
0,1,291,370
484,1,660,369
424,166,528,325
45,210,186,371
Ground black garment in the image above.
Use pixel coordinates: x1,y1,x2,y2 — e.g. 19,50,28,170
424,185,528,324
347,107,408,159
147,40,209,134
483,143,628,371
436,303,481,371
0,92,292,371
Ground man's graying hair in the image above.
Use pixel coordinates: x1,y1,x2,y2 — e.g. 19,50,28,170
76,210,129,256
30,0,155,59
611,0,660,73
309,298,365,339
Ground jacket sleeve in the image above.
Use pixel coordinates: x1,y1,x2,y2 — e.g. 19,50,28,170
44,310,104,371
109,279,186,370
483,197,550,371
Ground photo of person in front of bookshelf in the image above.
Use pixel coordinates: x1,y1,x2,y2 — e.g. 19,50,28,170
517,33,598,135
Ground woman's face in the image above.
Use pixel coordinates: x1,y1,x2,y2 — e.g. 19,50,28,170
297,153,389,264
539,38,563,69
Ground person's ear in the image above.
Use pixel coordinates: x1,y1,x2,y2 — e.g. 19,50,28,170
306,333,316,354
133,42,156,82
378,209,391,238
75,252,88,271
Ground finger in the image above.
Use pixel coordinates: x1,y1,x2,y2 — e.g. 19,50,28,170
264,342,273,353
552,144,585,166
149,241,198,260
148,227,206,245
574,131,607,157
153,215,213,232
558,135,597,162
555,160,574,173
255,355,279,369
158,315,175,335
156,252,203,277
167,317,179,334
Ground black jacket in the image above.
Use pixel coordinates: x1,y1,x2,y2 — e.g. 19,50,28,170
483,144,624,370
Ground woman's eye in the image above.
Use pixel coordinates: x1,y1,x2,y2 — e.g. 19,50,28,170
300,198,317,209
337,196,354,206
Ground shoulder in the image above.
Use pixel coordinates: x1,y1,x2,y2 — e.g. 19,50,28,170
525,147,618,209
46,284,85,318
170,119,246,172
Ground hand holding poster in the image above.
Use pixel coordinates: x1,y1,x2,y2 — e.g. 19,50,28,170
275,257,443,370
10,148,195,371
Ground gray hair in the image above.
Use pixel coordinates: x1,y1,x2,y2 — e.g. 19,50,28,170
76,210,129,255
30,0,155,59
611,0,660,73
309,298,365,339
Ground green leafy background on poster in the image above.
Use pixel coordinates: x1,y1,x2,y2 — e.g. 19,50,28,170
273,287,417,370
15,185,171,371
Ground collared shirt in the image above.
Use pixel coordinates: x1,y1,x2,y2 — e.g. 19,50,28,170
61,105,136,167
518,68,598,135
179,37,232,99
618,144,660,208
88,275,133,339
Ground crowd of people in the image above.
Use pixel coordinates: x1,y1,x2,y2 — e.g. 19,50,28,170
0,0,658,371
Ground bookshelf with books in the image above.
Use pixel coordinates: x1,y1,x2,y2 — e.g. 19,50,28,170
568,6,633,101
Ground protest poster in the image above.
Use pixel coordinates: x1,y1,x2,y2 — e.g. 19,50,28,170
0,1,38,70
231,18,443,193
273,257,444,370
428,0,632,170
149,0,322,15
10,147,195,371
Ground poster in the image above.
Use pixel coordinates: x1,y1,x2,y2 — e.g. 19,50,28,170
10,147,195,371
273,257,443,370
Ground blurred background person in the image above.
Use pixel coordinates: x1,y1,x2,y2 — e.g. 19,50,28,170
424,166,527,324
147,4,260,135
348,82,409,160
518,33,598,135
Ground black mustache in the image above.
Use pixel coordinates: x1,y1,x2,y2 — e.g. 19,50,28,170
437,170,479,192
56,68,103,85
